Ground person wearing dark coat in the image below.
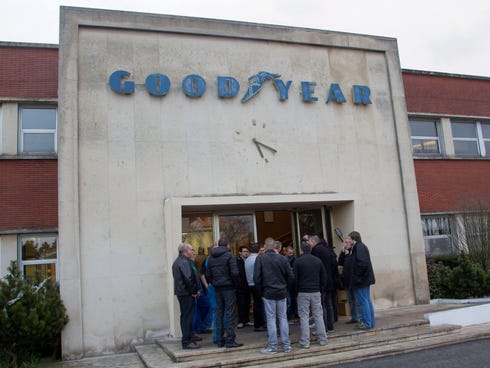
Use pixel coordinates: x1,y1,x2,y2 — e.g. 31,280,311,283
205,238,243,348
338,239,360,324
236,245,251,328
172,243,201,349
346,231,376,329
254,237,295,354
309,235,336,332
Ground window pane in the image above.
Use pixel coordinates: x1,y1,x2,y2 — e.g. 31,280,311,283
22,108,57,129
454,140,479,155
485,142,490,156
182,214,214,269
21,236,57,260
481,123,490,138
410,120,437,137
24,263,56,282
451,122,476,138
298,209,323,239
412,138,439,154
218,214,254,255
23,133,55,153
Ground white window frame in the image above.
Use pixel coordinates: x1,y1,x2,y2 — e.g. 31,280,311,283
19,106,57,154
451,120,488,157
18,234,59,281
421,215,457,256
409,119,441,155
478,122,489,157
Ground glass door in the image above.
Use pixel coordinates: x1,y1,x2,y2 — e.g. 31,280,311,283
216,213,256,255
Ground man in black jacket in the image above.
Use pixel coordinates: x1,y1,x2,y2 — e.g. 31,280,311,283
206,238,243,348
294,241,328,348
309,234,336,332
254,237,295,354
346,231,376,329
172,243,200,349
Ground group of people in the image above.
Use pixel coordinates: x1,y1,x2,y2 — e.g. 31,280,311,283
172,231,376,353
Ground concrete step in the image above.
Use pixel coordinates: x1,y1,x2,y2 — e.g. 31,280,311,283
135,319,475,368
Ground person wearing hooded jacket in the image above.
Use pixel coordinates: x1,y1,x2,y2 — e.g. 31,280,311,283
205,238,243,348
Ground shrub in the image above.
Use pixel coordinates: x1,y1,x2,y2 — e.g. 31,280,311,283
427,255,489,299
0,261,69,368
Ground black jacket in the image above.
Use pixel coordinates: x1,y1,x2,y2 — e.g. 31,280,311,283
254,249,294,300
236,256,250,294
172,253,199,296
206,246,239,291
293,253,327,293
349,241,376,288
311,243,336,291
338,249,353,289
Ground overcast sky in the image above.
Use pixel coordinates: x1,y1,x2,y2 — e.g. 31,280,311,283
1,0,489,77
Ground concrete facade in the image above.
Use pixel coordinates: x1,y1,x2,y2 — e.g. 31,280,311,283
58,7,429,358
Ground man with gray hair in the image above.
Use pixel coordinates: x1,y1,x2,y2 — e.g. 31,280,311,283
172,243,200,349
254,237,294,354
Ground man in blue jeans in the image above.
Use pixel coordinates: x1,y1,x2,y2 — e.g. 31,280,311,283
345,231,376,329
254,237,295,354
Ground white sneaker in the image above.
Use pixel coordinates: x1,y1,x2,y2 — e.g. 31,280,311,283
283,346,292,353
261,347,277,355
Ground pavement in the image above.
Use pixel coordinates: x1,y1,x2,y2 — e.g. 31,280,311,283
38,302,489,368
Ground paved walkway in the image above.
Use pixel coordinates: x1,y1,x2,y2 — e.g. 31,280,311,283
38,303,481,368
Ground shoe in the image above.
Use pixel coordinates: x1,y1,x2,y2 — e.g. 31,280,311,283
311,330,316,336
226,341,243,348
191,335,202,342
356,322,369,330
327,329,335,334
261,347,277,355
346,320,358,324
237,323,244,329
319,340,328,346
217,340,225,348
245,322,254,326
297,342,310,349
283,346,292,353
183,342,201,349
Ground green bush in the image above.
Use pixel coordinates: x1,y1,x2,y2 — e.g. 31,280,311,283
0,261,69,368
427,255,489,299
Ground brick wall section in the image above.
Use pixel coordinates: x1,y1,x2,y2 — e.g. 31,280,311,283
0,45,58,99
0,160,58,231
414,160,490,213
403,71,490,117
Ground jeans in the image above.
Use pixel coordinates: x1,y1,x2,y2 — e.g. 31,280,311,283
321,291,335,331
263,297,290,351
237,290,251,324
297,292,327,346
355,286,375,328
250,285,265,328
347,288,360,322
177,295,195,348
215,288,237,345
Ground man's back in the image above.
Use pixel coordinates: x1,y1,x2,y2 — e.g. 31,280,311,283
294,253,326,293
254,249,294,300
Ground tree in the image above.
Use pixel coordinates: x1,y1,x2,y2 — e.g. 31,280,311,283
0,261,69,368
455,199,490,272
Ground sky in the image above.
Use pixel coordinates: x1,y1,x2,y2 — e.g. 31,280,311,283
0,0,489,77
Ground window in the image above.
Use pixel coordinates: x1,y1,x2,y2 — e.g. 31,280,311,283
421,215,456,256
451,120,488,157
409,119,440,155
19,106,57,154
481,123,490,157
19,234,58,281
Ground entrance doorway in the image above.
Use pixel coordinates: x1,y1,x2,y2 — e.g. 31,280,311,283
182,208,332,260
